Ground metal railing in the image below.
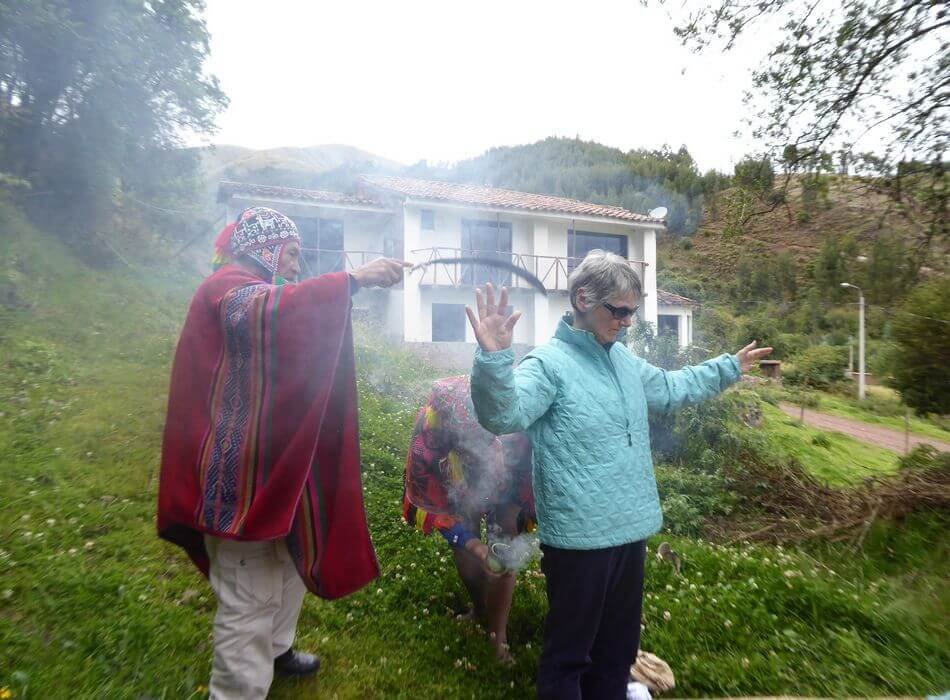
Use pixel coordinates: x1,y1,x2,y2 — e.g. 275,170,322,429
299,248,383,278
410,247,648,293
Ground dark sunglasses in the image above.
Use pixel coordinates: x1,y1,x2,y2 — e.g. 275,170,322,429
602,302,639,320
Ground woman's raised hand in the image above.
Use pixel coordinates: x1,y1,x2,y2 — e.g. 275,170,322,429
466,283,522,352
735,340,774,372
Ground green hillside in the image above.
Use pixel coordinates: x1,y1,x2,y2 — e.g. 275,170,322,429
193,143,404,206
1,199,948,698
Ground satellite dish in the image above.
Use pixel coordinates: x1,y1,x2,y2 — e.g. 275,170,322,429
649,206,668,220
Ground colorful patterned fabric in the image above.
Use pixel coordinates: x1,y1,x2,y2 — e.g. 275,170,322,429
402,376,534,536
159,264,378,600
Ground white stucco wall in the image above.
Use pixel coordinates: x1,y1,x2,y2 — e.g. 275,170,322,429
657,304,693,347
225,195,665,347
416,286,535,345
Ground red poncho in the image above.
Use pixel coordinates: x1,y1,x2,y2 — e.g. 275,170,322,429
158,265,379,599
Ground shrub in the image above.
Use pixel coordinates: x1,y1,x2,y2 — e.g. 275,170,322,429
655,464,736,536
890,278,950,415
784,345,848,390
898,445,950,472
695,307,738,355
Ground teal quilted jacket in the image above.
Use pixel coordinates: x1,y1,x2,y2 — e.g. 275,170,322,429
471,318,742,549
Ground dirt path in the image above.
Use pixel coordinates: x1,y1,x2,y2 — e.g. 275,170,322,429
778,403,950,454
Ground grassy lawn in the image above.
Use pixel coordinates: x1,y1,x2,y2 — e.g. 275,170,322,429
759,403,900,486
2,205,948,698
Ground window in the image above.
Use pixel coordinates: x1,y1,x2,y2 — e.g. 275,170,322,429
658,315,679,343
295,217,344,277
431,303,466,342
567,230,628,272
461,219,512,286
420,209,435,230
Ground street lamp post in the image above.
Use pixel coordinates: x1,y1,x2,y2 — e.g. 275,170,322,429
840,283,865,400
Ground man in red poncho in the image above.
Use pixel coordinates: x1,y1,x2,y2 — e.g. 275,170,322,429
158,206,407,699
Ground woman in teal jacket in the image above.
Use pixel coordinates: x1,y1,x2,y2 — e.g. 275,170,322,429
467,250,771,699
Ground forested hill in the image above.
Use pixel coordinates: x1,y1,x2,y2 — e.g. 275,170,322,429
410,137,726,234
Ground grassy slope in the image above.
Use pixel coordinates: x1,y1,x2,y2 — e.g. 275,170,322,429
760,403,899,486
657,177,944,289
1,202,948,698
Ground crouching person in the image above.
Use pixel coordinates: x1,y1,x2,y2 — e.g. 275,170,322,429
403,375,534,662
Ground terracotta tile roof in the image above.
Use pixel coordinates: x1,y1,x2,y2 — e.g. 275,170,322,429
360,175,663,224
657,289,698,306
218,181,388,208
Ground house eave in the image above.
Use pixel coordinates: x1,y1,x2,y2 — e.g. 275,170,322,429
223,192,396,215
400,197,665,231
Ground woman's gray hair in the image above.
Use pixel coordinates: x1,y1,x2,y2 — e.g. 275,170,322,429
568,249,642,310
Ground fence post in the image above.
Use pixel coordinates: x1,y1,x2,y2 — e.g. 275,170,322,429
905,408,910,454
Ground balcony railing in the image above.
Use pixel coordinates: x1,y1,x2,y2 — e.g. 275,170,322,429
410,247,648,293
298,247,649,293
299,248,383,278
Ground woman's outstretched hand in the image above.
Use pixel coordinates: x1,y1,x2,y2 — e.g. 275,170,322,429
736,340,774,372
466,283,522,352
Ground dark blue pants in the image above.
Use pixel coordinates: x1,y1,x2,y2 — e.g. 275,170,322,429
537,540,647,700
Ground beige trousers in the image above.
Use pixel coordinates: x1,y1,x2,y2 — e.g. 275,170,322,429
204,535,308,700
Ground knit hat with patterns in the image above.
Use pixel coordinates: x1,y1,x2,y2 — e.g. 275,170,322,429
212,206,301,280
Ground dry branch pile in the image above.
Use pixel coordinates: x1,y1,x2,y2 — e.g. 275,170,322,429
707,447,950,546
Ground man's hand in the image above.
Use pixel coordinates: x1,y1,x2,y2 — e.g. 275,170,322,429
352,258,412,289
465,283,522,352
736,340,774,372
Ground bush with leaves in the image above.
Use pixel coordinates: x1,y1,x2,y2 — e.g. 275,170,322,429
783,345,848,390
889,277,950,415
694,307,738,355
898,445,950,473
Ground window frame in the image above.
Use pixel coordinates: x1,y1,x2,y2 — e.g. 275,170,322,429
567,229,629,272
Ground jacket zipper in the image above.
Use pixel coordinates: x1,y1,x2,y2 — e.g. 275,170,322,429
600,343,632,447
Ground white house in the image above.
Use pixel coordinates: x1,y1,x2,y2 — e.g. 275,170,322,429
217,176,696,348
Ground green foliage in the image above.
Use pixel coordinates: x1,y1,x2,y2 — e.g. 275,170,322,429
734,310,802,359
719,187,758,238
810,236,856,302
694,307,738,355
628,320,703,370
3,203,949,697
410,138,729,234
654,465,733,536
733,156,775,193
730,253,798,303
663,1,947,272
859,234,919,305
889,277,950,415
898,445,950,472
0,0,227,240
784,345,848,390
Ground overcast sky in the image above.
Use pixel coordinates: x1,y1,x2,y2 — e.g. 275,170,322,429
202,1,779,173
